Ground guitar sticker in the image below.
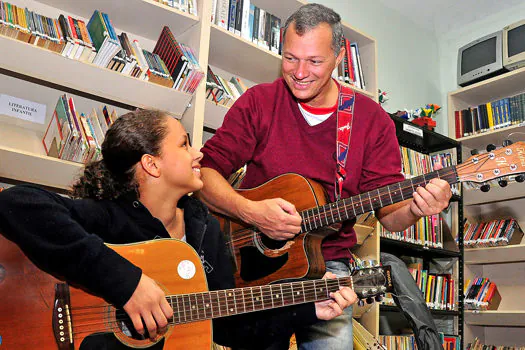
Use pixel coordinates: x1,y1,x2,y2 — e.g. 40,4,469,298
177,260,196,280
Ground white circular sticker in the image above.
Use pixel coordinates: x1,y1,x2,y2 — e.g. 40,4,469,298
177,260,196,280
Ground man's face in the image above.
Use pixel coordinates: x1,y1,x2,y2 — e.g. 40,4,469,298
281,22,344,107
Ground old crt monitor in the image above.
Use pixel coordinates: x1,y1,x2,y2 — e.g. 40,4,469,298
457,31,506,87
503,19,525,71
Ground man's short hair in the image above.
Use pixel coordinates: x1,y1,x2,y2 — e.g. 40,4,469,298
282,3,343,56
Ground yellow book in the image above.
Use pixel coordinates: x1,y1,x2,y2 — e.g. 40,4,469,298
486,102,494,130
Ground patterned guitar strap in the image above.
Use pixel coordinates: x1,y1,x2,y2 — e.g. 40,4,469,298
335,84,356,201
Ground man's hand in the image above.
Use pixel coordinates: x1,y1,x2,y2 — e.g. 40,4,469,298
314,272,358,320
123,274,173,340
409,163,452,218
240,198,302,240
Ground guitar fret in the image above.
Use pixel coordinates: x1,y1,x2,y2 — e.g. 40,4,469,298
315,207,321,229
306,210,313,231
182,295,188,322
204,292,212,319
399,182,404,200
326,204,335,225
342,198,349,220
410,177,416,193
175,295,181,324
387,184,393,205
258,286,264,311
323,205,330,226
377,188,383,207
221,290,227,317
193,293,198,321
367,191,374,210
313,280,318,300
350,196,357,217
301,281,306,302
335,203,342,222
241,288,246,313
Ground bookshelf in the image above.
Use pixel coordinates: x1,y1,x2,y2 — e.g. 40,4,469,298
379,115,464,348
0,0,380,342
448,68,525,347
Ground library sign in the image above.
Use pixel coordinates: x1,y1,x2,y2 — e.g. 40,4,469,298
0,94,46,125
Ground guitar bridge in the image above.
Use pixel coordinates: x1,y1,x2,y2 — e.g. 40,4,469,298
53,283,74,349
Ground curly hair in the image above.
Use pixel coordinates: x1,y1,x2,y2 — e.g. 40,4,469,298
282,3,343,56
71,109,170,200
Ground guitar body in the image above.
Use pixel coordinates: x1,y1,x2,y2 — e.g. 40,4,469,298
215,173,340,287
0,235,211,349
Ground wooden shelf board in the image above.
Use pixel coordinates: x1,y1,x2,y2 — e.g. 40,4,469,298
457,123,525,150
35,0,198,41
448,67,525,107
465,244,525,264
465,310,525,327
463,181,525,206
380,304,459,316
0,35,192,118
204,100,229,130
0,145,82,190
209,24,281,83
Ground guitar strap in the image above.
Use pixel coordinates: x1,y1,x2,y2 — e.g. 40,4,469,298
335,84,356,200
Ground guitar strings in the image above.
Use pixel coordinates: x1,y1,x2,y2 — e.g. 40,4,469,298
68,275,384,337
228,151,503,246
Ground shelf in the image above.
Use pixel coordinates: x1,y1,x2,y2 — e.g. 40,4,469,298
204,100,229,130
465,244,525,264
465,310,525,327
209,24,282,84
380,304,459,316
457,123,525,151
380,238,461,258
463,181,525,206
448,67,525,108
391,115,460,154
35,0,199,41
0,35,192,118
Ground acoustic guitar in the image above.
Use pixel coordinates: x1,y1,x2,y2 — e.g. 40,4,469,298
0,235,392,349
214,142,525,287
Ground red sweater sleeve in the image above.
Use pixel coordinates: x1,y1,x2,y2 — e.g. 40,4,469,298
201,88,262,178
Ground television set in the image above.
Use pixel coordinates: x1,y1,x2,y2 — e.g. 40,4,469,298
503,19,525,71
457,31,506,87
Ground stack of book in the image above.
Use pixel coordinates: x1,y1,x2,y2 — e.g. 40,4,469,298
334,37,365,90
42,94,119,164
464,218,524,248
379,333,460,350
454,92,525,138
206,66,248,107
0,1,207,91
464,277,501,310
153,0,198,16
211,0,282,54
380,214,444,249
467,338,525,350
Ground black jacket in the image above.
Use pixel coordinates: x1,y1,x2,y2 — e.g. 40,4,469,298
0,185,317,348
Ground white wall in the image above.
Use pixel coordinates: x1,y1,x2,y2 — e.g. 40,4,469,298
437,2,525,136
318,0,443,127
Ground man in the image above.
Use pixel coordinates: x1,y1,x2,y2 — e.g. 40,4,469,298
197,3,452,349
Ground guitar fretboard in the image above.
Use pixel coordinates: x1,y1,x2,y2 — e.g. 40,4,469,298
167,277,351,324
299,167,458,233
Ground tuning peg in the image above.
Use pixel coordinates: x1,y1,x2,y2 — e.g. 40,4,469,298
375,295,384,302
358,299,365,307
498,179,508,187
480,183,491,192
470,149,479,156
366,297,374,304
516,175,525,183
486,144,497,152
503,140,513,147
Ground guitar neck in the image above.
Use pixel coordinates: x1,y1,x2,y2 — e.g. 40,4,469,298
166,277,351,324
299,166,458,233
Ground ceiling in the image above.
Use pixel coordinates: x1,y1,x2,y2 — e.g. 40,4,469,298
374,0,524,35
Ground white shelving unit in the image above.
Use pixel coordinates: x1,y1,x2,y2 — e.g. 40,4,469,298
448,68,525,346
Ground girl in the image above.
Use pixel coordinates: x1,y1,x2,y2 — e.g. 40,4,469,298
0,109,356,349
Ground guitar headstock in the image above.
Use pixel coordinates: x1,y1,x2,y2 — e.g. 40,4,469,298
458,141,525,186
351,265,393,303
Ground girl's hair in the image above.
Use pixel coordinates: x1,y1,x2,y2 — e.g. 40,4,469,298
71,109,169,200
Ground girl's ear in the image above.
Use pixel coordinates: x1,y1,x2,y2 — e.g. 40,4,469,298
140,154,161,178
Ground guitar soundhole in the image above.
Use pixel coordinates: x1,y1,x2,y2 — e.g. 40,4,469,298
239,247,288,282
115,309,149,341
259,235,287,250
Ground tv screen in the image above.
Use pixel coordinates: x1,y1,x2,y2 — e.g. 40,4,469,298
461,37,497,75
508,24,525,57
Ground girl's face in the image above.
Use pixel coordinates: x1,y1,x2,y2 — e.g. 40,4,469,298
156,118,204,194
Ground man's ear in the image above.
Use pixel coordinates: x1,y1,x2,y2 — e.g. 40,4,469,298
140,154,161,178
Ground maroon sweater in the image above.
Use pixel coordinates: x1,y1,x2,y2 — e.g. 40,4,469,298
201,78,404,260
